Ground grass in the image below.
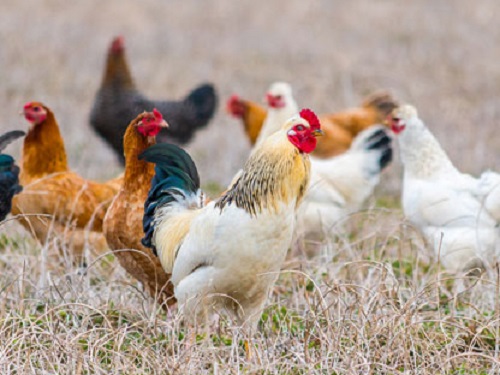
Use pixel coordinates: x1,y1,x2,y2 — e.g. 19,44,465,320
1,0,500,373
1,212,499,373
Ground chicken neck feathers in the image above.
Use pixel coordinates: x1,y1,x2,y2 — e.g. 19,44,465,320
21,109,68,179
398,121,456,179
254,100,297,148
217,134,310,216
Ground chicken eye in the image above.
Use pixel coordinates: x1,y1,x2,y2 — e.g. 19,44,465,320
295,125,305,131
33,107,40,112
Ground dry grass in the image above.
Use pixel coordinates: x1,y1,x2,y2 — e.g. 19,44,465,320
1,0,500,373
1,212,499,374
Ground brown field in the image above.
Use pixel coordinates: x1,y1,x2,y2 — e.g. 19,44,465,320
0,0,499,373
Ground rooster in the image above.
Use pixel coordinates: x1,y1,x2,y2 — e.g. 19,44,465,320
227,89,397,158
0,130,25,221
141,109,322,338
103,109,175,307
389,105,499,274
296,125,393,252
90,36,218,164
12,102,121,263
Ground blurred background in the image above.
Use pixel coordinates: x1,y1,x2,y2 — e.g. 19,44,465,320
0,0,498,195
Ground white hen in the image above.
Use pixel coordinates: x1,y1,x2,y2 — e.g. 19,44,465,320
390,105,499,273
296,125,393,252
254,82,298,148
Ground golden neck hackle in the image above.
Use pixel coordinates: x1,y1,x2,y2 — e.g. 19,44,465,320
123,124,156,191
21,108,68,179
216,133,311,216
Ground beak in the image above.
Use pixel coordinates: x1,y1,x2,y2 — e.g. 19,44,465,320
159,119,169,128
311,129,324,137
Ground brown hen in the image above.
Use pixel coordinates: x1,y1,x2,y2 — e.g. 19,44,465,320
103,109,175,308
12,102,121,264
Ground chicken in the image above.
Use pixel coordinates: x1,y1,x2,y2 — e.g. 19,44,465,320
254,82,298,147
141,109,322,334
90,36,218,165
12,102,120,263
226,94,267,145
0,130,25,221
389,105,499,274
227,89,397,158
296,125,393,253
103,109,175,307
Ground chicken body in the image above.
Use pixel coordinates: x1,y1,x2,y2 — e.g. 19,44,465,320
12,103,120,262
90,36,217,164
142,112,320,329
227,90,397,158
297,126,393,250
172,198,295,325
103,110,175,307
392,105,498,273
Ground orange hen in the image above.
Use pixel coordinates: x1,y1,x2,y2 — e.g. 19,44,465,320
227,91,398,158
12,102,121,264
103,109,176,307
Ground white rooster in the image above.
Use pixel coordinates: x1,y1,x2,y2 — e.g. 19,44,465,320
389,104,499,273
141,109,323,340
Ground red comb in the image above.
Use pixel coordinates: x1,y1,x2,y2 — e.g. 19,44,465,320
299,108,320,131
23,102,33,110
110,36,125,54
153,108,163,121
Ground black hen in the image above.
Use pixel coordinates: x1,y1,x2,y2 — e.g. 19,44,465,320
90,36,218,165
0,130,25,221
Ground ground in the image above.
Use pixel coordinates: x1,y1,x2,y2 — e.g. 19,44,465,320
0,0,499,373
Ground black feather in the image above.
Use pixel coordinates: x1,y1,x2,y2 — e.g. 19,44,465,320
365,129,391,151
361,128,393,172
0,155,22,221
140,143,200,251
0,130,25,153
379,147,393,170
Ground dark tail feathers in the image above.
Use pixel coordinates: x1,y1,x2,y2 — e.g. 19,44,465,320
363,127,393,171
0,155,22,221
140,143,200,251
0,130,25,153
184,83,218,127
